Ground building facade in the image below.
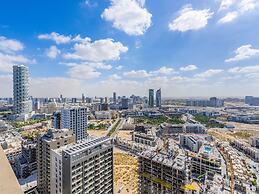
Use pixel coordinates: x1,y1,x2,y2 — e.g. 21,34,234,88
13,65,32,114
148,89,154,108
139,149,187,194
50,137,113,194
37,128,75,194
113,92,117,104
156,88,161,108
61,107,88,142
180,134,203,153
52,111,61,129
15,141,37,178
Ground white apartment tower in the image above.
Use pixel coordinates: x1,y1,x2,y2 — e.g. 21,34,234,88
50,137,114,194
13,65,32,114
61,107,87,142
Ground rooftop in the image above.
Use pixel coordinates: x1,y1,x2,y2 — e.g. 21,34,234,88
139,148,186,170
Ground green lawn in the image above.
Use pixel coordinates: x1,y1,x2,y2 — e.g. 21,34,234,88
194,115,225,128
11,119,49,128
135,116,184,125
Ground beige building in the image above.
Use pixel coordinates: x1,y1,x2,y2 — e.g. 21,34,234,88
37,128,75,194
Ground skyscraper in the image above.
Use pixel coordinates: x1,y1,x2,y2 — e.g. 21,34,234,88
113,92,117,104
61,107,88,142
156,88,162,108
82,93,85,103
121,97,129,109
13,65,32,114
148,89,154,108
52,111,61,129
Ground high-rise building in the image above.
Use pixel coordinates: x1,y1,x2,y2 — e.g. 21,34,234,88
113,92,117,104
52,111,61,129
82,93,85,103
13,65,32,114
245,96,259,106
105,97,108,104
148,89,154,108
50,137,114,194
61,107,88,142
37,128,75,194
156,88,161,108
71,98,77,103
121,97,129,109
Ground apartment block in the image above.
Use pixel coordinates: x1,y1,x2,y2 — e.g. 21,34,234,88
132,127,157,147
190,145,221,176
15,141,37,178
180,134,203,153
61,107,88,142
138,149,187,194
37,128,76,194
50,136,113,194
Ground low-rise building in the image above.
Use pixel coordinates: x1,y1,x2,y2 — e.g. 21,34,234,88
232,140,259,162
180,134,203,153
94,111,111,120
158,123,207,137
132,127,157,147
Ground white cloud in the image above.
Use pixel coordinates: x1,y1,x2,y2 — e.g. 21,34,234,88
101,0,152,35
67,65,101,79
219,0,236,11
218,11,238,24
180,64,198,71
108,74,121,80
63,38,128,62
123,70,151,78
46,45,60,59
64,62,113,70
147,76,169,83
38,32,72,44
85,0,98,8
195,69,223,79
217,0,259,23
171,76,188,82
169,5,213,32
0,52,34,73
228,65,259,74
0,36,24,53
225,45,259,62
136,0,145,7
90,62,112,70
152,66,174,75
116,65,123,70
238,0,259,13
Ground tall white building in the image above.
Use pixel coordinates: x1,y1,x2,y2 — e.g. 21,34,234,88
50,137,113,194
13,65,32,114
61,107,87,142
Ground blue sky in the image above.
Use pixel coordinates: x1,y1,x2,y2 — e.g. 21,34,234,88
1,0,259,97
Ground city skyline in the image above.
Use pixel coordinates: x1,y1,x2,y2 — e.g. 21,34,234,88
1,0,259,97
